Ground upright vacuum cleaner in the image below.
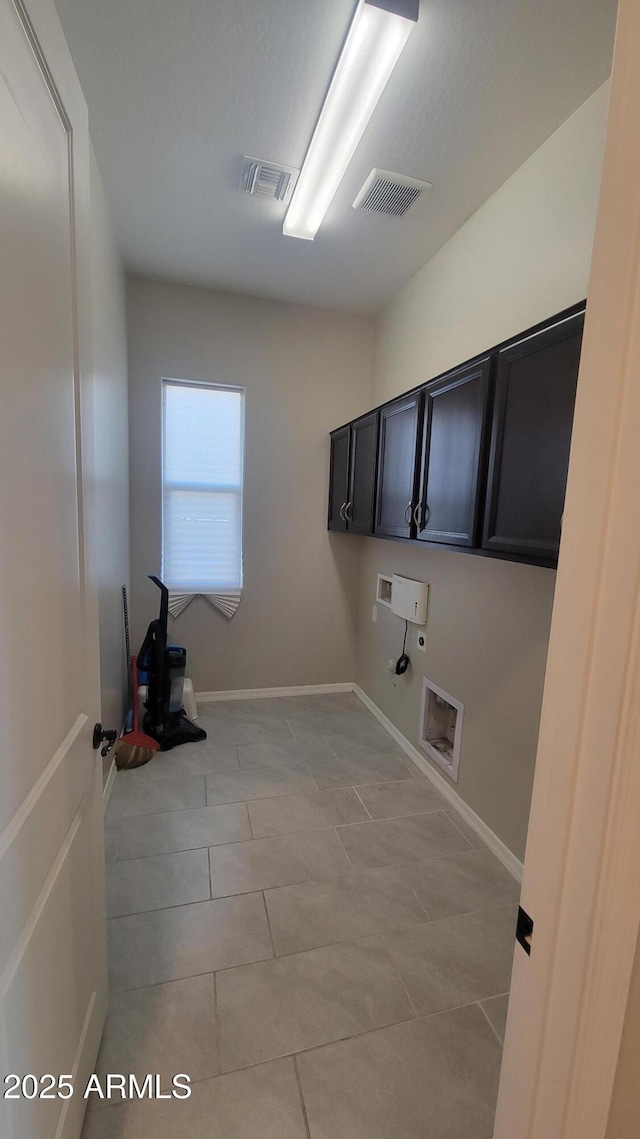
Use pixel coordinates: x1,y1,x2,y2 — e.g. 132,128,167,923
138,575,207,750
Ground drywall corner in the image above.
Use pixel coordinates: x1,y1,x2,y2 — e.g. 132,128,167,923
90,147,130,735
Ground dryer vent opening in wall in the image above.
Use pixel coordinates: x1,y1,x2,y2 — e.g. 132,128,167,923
420,678,464,783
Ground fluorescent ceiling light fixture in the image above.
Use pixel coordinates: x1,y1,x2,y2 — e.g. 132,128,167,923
283,0,418,241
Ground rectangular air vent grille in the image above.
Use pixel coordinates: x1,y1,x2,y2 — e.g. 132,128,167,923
241,156,299,202
353,169,432,217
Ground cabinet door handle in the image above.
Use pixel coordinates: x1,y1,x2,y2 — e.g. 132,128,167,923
345,501,352,521
403,501,413,526
413,502,422,528
339,502,346,521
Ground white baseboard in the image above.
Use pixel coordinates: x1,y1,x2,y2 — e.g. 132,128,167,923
196,682,355,703
353,684,524,884
102,757,117,814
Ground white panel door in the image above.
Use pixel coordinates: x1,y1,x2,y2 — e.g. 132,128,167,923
0,1,107,1137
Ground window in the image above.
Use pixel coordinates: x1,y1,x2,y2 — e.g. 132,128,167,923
162,379,244,592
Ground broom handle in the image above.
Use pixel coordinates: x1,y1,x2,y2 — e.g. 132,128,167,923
131,655,140,733
123,585,133,710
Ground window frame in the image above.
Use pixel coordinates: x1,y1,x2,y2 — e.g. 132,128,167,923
161,376,246,592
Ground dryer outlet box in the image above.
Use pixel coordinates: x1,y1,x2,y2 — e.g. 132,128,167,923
391,575,429,624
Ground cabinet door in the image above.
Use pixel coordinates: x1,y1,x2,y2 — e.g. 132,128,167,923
375,392,423,539
348,412,378,535
328,425,350,531
416,358,491,547
482,311,584,559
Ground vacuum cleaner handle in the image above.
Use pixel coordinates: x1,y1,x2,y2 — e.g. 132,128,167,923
148,574,169,639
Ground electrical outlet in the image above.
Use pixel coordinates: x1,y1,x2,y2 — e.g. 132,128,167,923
372,605,378,623
416,630,427,652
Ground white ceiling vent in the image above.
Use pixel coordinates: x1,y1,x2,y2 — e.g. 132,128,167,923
241,156,299,203
353,169,432,217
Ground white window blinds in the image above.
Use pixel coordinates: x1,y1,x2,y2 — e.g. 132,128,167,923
162,380,244,593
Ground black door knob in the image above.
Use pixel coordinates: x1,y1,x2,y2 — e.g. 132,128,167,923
93,723,118,757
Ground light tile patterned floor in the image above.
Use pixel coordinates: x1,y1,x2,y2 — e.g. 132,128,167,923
84,693,519,1139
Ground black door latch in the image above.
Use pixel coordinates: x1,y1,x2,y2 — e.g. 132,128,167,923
516,906,534,956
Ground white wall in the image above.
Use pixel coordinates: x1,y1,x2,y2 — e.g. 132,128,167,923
356,83,609,861
90,149,130,737
374,84,609,404
127,279,372,693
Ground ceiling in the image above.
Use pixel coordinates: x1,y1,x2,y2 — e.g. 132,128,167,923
54,0,617,314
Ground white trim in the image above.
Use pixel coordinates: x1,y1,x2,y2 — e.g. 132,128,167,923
196,682,355,702
53,989,96,1139
0,714,86,861
353,684,523,883
0,806,84,996
102,758,117,813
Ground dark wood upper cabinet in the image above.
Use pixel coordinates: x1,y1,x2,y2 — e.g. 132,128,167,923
327,425,350,532
328,303,583,566
375,392,423,539
328,415,379,535
482,311,584,559
348,412,379,535
415,358,491,547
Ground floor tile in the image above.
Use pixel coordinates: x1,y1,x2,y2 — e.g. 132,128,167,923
107,803,251,861
107,775,206,820
205,768,316,805
296,1003,502,1139
337,811,473,870
207,696,319,720
88,975,217,1108
106,849,210,918
445,808,485,848
288,701,389,738
287,709,376,739
481,993,510,1043
104,830,118,863
297,693,366,716
307,751,414,791
400,848,520,920
308,692,368,711
355,777,448,819
216,935,415,1072
325,730,407,759
237,736,333,771
382,905,517,1015
81,1057,308,1139
98,694,508,1139
115,742,239,781
208,829,351,898
265,865,428,955
198,710,294,746
108,894,273,992
248,787,369,838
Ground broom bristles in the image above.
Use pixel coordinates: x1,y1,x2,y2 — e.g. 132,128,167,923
115,651,161,769
114,729,159,770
